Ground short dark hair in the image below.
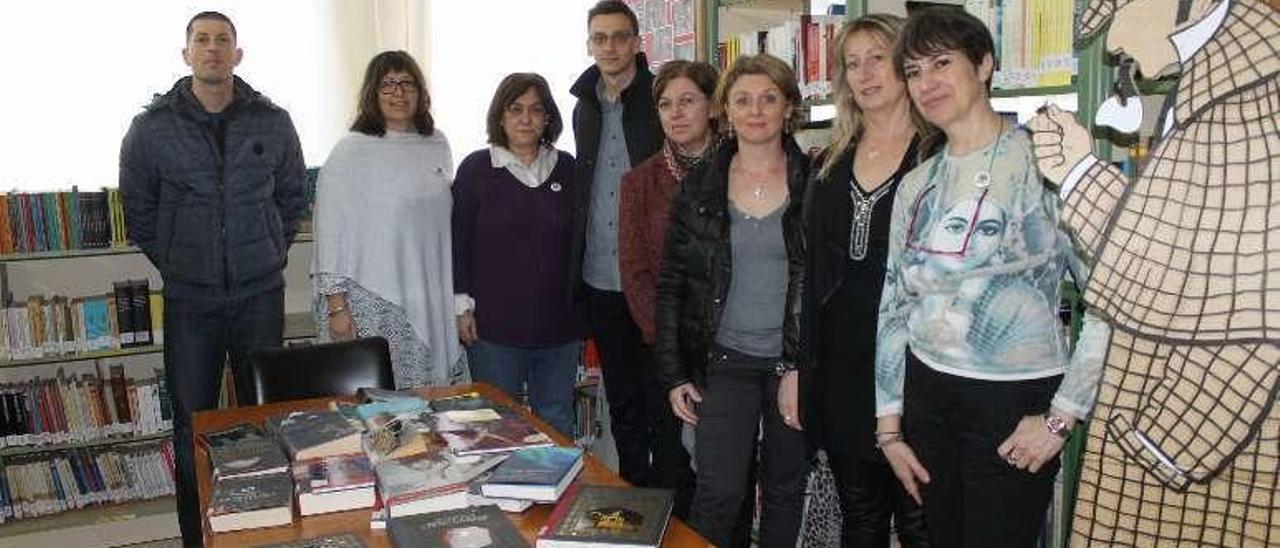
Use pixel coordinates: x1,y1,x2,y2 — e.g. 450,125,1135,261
894,7,995,93
351,51,435,137
485,73,563,147
653,60,720,133
587,0,640,35
186,11,236,41
654,60,719,103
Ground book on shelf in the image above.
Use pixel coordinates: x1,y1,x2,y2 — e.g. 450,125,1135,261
0,280,162,362
0,188,127,255
257,533,369,548
0,438,174,522
388,504,530,548
713,14,841,103
207,472,294,533
198,422,290,482
480,446,584,502
374,451,507,519
963,0,1075,90
0,365,171,449
265,409,362,461
536,485,675,548
292,452,376,516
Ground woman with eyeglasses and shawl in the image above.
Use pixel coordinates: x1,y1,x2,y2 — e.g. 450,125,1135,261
312,50,466,389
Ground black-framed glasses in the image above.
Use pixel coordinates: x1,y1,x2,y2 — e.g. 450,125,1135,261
589,31,635,47
378,78,417,95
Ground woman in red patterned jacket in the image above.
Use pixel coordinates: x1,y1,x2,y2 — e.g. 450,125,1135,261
616,59,718,519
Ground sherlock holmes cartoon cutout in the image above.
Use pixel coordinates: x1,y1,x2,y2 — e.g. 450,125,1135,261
1029,0,1278,545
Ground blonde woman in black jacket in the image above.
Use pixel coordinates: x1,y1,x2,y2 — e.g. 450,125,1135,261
654,54,809,548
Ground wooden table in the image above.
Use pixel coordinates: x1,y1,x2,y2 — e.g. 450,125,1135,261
195,383,710,547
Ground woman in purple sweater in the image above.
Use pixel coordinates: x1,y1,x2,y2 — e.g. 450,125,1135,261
451,73,584,436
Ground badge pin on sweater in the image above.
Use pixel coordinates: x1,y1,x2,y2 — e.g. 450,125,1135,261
550,182,563,192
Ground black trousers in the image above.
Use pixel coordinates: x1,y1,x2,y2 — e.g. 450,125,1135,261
167,289,284,547
902,350,1060,548
827,451,930,548
690,345,808,548
584,286,694,517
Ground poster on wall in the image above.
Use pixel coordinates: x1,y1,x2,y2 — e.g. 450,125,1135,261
625,0,702,69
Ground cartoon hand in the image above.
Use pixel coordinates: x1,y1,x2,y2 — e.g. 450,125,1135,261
1029,104,1092,186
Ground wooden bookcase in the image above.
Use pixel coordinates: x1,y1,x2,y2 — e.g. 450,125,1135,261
0,234,317,547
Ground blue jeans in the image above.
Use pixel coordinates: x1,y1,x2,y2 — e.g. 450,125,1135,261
165,288,284,547
466,339,581,437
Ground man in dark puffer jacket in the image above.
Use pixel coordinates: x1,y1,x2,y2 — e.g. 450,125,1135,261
119,11,306,546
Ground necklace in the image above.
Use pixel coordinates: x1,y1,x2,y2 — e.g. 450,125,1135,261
753,183,766,201
970,122,1006,189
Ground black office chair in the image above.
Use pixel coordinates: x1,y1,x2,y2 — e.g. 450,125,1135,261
239,336,395,406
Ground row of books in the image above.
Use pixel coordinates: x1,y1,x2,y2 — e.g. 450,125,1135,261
1,279,160,362
964,0,1076,89
0,438,174,523
0,365,172,449
0,188,128,256
715,15,844,101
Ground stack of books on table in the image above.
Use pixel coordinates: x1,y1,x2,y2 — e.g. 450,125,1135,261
201,422,294,533
200,390,675,547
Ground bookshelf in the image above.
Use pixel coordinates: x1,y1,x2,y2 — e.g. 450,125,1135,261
0,190,317,545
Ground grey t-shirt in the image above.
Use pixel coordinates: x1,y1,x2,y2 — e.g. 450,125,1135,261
714,201,788,358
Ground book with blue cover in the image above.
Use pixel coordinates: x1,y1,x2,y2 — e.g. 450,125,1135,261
480,446,584,502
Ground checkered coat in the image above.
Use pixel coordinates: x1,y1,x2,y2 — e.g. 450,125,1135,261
1063,1,1279,545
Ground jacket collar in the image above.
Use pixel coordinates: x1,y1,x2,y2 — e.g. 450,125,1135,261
150,75,265,118
1172,0,1278,128
695,136,809,212
570,52,654,104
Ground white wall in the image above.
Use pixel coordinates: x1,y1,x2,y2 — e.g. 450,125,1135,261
0,1,361,192
430,0,599,162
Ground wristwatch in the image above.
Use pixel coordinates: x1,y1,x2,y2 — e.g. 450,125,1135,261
773,361,796,377
1044,414,1072,439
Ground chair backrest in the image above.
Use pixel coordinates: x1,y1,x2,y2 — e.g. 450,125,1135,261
240,336,394,406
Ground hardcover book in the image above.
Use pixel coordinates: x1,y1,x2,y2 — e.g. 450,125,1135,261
388,504,530,548
536,485,674,548
292,453,376,515
438,415,554,456
255,533,368,548
374,451,507,518
428,392,497,413
480,446,584,502
207,473,294,533
266,410,362,461
200,422,290,481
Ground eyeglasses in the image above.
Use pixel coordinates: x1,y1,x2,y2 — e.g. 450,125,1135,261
589,31,635,47
657,94,706,113
729,92,785,113
504,103,548,118
378,78,418,95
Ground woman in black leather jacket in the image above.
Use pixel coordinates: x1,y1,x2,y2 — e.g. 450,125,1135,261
653,53,809,548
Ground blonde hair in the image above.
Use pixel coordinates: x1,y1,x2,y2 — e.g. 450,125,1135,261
713,54,804,135
819,14,936,179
